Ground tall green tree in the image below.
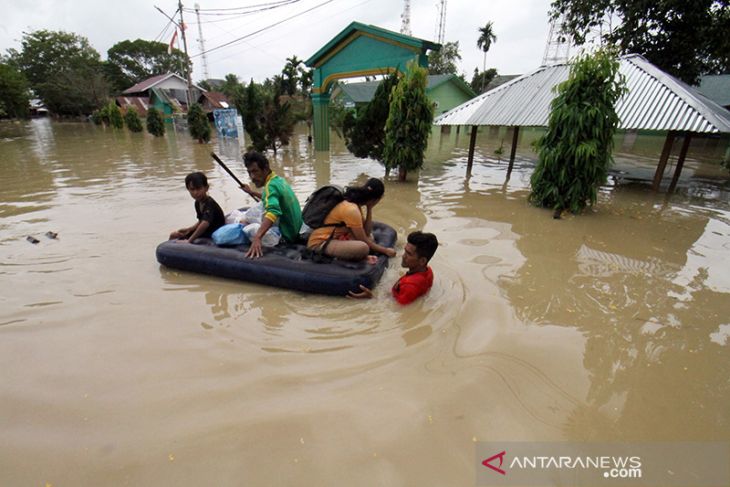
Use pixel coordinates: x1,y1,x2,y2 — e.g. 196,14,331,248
0,62,30,119
240,79,265,151
259,82,294,154
427,41,462,75
477,22,497,91
383,62,435,181
343,71,400,164
530,49,626,216
281,56,302,96
471,67,498,93
104,39,190,93
219,73,244,99
550,0,730,85
8,29,107,116
187,102,211,143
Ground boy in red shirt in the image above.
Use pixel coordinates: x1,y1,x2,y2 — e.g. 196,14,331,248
349,231,438,305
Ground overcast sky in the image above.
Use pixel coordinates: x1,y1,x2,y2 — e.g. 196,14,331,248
1,0,554,83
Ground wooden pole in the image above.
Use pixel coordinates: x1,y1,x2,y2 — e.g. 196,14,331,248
667,133,692,193
506,126,520,180
652,131,676,191
466,125,478,178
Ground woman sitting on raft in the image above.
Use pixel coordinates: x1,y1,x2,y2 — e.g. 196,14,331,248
307,178,397,261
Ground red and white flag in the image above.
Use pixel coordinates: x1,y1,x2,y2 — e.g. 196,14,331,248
168,29,178,54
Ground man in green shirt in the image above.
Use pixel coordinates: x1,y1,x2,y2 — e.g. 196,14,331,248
241,151,303,258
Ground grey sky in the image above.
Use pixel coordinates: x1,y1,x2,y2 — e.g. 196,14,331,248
1,0,554,83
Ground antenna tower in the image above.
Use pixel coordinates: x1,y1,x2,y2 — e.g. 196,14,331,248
400,0,412,36
542,15,571,66
435,0,447,44
194,3,210,82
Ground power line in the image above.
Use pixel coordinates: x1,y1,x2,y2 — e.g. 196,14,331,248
184,0,299,13
192,0,337,58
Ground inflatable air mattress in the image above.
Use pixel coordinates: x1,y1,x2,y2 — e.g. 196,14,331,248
156,222,397,296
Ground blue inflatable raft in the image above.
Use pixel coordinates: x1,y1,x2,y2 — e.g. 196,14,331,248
156,222,397,296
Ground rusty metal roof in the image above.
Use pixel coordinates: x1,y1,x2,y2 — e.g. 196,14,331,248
435,54,730,134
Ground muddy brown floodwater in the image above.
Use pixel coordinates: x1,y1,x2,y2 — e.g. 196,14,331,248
1,119,729,485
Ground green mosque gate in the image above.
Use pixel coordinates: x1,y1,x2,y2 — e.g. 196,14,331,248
305,22,439,151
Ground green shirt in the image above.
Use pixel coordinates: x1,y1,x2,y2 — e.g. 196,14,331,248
262,172,303,243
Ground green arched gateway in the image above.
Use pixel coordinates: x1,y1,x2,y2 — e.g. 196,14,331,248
304,22,440,151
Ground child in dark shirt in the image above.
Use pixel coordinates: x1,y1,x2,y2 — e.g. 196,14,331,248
348,231,438,304
169,172,226,243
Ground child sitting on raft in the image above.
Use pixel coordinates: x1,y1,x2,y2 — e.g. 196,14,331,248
169,172,226,243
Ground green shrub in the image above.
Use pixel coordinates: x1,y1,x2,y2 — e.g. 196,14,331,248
187,102,210,143
107,101,123,129
529,48,626,215
146,107,165,137
124,107,143,132
382,62,434,181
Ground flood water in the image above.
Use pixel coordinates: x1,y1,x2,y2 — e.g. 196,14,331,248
1,119,729,485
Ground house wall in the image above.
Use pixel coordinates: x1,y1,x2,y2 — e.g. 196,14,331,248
429,83,473,115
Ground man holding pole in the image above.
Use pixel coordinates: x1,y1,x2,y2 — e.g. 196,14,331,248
240,151,302,258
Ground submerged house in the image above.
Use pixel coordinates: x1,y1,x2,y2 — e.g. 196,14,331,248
117,73,204,118
331,74,476,116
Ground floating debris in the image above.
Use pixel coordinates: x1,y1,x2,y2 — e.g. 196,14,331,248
45,231,58,239
26,236,40,244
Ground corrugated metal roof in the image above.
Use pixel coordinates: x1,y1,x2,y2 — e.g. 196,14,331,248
435,54,730,134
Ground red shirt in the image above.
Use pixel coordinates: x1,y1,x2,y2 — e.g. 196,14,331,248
392,267,433,305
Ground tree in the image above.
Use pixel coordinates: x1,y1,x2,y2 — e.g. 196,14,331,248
550,0,730,85
383,62,435,181
239,80,265,151
477,22,497,91
146,106,165,137
281,56,302,96
427,41,462,75
107,101,123,129
124,107,144,132
219,73,244,99
0,62,30,119
343,71,400,164
471,67,498,93
530,49,626,216
187,102,211,143
105,39,190,93
259,82,294,154
8,29,107,116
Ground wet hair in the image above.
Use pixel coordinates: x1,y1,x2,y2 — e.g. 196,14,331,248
243,151,270,171
407,231,438,262
185,171,208,189
344,178,385,205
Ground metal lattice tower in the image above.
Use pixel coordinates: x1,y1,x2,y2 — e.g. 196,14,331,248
194,3,210,82
435,0,447,44
400,0,412,36
542,15,572,65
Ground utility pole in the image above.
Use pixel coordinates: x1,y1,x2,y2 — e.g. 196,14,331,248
178,0,194,107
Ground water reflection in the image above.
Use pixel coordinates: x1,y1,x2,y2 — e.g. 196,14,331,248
2,120,730,485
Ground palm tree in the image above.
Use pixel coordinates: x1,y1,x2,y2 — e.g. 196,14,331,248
477,22,497,92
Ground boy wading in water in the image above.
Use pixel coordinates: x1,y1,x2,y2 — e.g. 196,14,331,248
349,231,438,305
169,172,226,243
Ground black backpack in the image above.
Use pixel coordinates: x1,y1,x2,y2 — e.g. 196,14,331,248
301,185,345,229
